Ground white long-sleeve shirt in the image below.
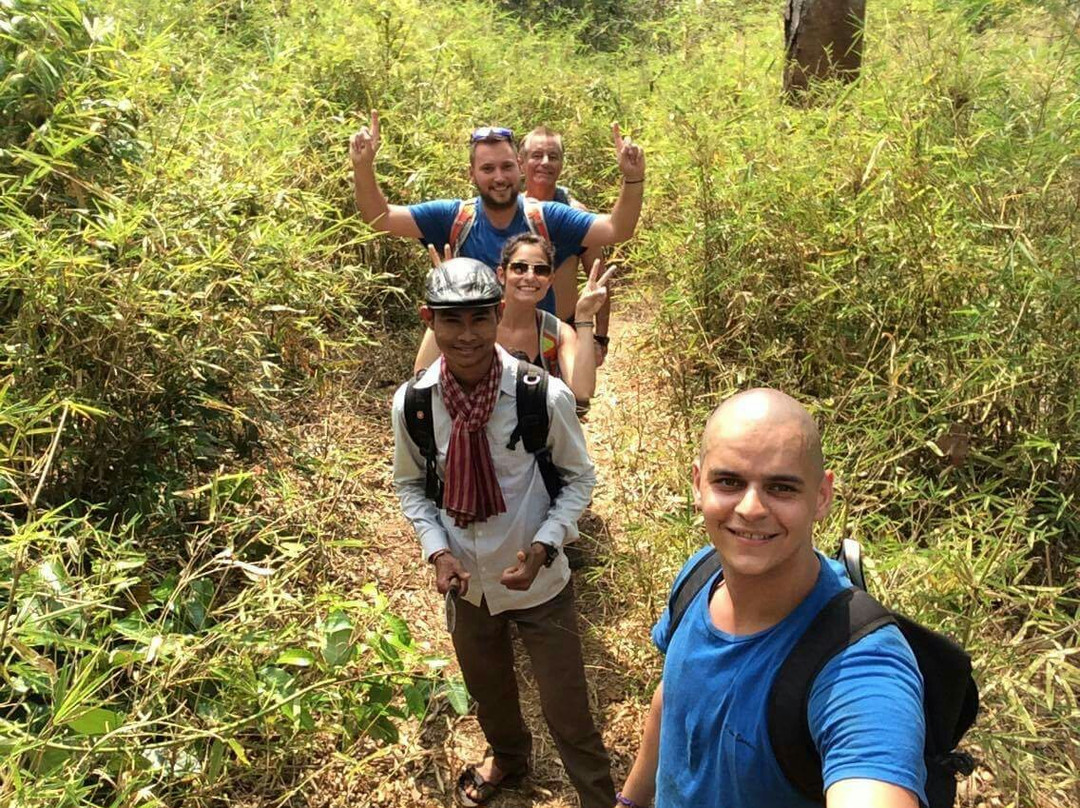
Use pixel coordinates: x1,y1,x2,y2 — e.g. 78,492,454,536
392,345,596,614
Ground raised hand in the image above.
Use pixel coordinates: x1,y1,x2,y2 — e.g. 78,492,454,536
574,259,617,321
612,122,645,182
427,243,453,268
349,110,381,169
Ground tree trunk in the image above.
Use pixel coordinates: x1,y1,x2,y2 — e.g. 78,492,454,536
783,0,866,98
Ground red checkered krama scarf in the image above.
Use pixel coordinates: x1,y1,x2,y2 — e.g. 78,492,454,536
440,351,507,528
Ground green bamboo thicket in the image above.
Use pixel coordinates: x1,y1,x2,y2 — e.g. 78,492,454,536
1,0,1076,805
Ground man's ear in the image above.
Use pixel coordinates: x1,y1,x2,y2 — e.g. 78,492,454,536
814,470,835,522
691,459,703,511
419,305,435,329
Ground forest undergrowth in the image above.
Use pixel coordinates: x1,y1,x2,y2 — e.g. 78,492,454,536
1,0,1077,806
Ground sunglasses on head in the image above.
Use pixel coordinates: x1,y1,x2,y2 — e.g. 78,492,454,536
471,126,515,144
507,260,553,278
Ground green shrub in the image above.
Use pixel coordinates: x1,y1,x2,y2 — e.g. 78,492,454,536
3,0,1076,804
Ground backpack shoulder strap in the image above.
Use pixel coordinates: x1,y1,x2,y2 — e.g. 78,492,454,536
538,310,561,377
666,548,723,639
403,373,443,507
449,198,478,256
523,198,551,243
506,360,561,504
836,538,867,591
767,587,895,802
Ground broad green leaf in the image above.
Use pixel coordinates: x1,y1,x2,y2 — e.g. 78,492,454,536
367,682,394,707
403,683,428,719
182,578,214,632
444,678,470,716
366,714,399,744
206,739,225,783
31,746,70,775
383,614,412,647
258,665,294,694
324,611,353,635
323,610,354,667
151,575,178,604
374,635,400,665
276,648,315,667
66,707,124,736
226,738,250,766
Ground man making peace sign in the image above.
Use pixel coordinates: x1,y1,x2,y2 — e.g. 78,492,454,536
350,113,645,316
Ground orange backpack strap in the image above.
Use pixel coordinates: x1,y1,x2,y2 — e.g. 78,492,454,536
448,198,478,256
538,310,561,378
523,198,550,243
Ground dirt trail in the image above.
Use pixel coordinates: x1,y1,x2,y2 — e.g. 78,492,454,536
298,304,1001,808
318,304,687,808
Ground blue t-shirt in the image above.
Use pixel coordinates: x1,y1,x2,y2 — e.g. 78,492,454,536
651,549,928,808
408,195,595,314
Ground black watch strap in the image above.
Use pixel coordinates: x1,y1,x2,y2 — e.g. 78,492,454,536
534,542,558,568
593,334,610,348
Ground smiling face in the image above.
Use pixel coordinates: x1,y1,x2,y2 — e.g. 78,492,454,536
692,392,833,584
520,133,564,192
469,140,521,211
421,304,503,383
496,241,553,306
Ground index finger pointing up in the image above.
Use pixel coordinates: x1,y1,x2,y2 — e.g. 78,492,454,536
612,122,623,151
371,110,380,139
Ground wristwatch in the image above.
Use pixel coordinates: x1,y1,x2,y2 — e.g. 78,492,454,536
593,334,610,349
532,542,558,568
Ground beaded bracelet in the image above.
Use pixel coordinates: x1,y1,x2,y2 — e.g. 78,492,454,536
615,792,647,808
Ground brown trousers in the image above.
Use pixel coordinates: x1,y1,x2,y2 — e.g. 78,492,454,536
451,580,615,808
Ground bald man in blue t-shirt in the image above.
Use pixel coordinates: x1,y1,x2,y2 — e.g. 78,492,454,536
349,112,644,314
616,389,927,808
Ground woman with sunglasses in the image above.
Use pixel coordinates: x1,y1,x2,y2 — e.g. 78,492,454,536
414,233,614,405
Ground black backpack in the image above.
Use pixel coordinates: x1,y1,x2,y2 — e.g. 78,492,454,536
403,359,563,507
666,540,979,808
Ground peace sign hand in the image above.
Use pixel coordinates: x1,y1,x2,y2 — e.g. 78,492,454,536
612,122,645,182
574,259,617,321
349,110,381,169
426,243,453,268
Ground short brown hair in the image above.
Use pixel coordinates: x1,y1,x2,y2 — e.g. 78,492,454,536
469,131,517,164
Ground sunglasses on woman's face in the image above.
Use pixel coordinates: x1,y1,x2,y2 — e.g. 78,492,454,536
507,260,553,278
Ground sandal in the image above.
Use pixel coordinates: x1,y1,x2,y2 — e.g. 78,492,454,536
455,763,527,807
